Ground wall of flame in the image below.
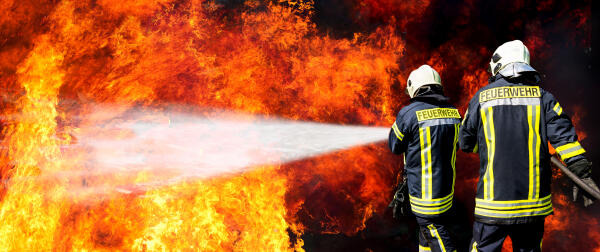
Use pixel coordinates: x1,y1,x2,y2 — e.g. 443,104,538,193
0,0,597,251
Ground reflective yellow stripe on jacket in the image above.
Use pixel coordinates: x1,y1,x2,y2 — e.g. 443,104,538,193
527,105,541,199
474,194,553,218
555,141,585,160
480,107,495,200
420,127,433,199
392,121,404,141
451,123,459,191
419,245,431,252
553,102,563,115
410,193,453,215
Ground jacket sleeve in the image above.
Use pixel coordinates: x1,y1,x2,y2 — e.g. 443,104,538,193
543,91,586,165
459,95,480,153
388,113,408,155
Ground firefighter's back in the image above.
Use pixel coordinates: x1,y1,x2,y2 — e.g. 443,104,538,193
459,39,595,252
396,100,460,218
389,65,463,252
473,78,554,224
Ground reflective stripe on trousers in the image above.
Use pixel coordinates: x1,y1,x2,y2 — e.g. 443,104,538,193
471,221,544,252
428,224,447,252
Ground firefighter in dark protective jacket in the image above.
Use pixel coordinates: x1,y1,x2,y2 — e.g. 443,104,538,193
389,65,460,252
459,40,600,252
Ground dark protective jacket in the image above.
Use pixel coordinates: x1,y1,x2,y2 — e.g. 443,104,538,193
389,93,461,218
459,71,586,225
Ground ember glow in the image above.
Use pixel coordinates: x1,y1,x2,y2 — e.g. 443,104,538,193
0,0,596,251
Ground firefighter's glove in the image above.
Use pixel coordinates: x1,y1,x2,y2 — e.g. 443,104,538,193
568,159,597,207
568,159,592,178
388,177,410,218
573,177,599,207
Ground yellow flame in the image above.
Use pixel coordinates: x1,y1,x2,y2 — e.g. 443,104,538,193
0,35,66,250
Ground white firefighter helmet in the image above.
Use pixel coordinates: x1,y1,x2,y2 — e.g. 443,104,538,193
489,40,531,76
406,64,442,98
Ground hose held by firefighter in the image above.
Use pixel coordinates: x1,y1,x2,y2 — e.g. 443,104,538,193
459,40,600,252
388,65,460,252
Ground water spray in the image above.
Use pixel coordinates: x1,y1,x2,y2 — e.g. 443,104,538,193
65,107,390,193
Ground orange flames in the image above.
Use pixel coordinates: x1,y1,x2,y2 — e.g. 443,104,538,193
0,0,401,250
0,0,597,251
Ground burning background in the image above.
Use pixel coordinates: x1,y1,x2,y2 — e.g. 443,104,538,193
0,0,597,251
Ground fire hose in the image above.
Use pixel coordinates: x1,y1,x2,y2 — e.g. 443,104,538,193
550,156,600,201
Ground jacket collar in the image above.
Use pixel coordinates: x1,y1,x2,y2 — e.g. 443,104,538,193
410,93,450,105
489,71,541,85
490,62,541,85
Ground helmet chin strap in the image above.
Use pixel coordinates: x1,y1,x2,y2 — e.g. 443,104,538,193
412,85,443,98
413,86,432,97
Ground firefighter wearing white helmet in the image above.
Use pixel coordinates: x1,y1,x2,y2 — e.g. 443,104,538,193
389,64,460,252
406,64,443,98
460,40,599,252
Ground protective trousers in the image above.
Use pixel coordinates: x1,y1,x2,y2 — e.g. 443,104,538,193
470,221,544,252
416,216,457,252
